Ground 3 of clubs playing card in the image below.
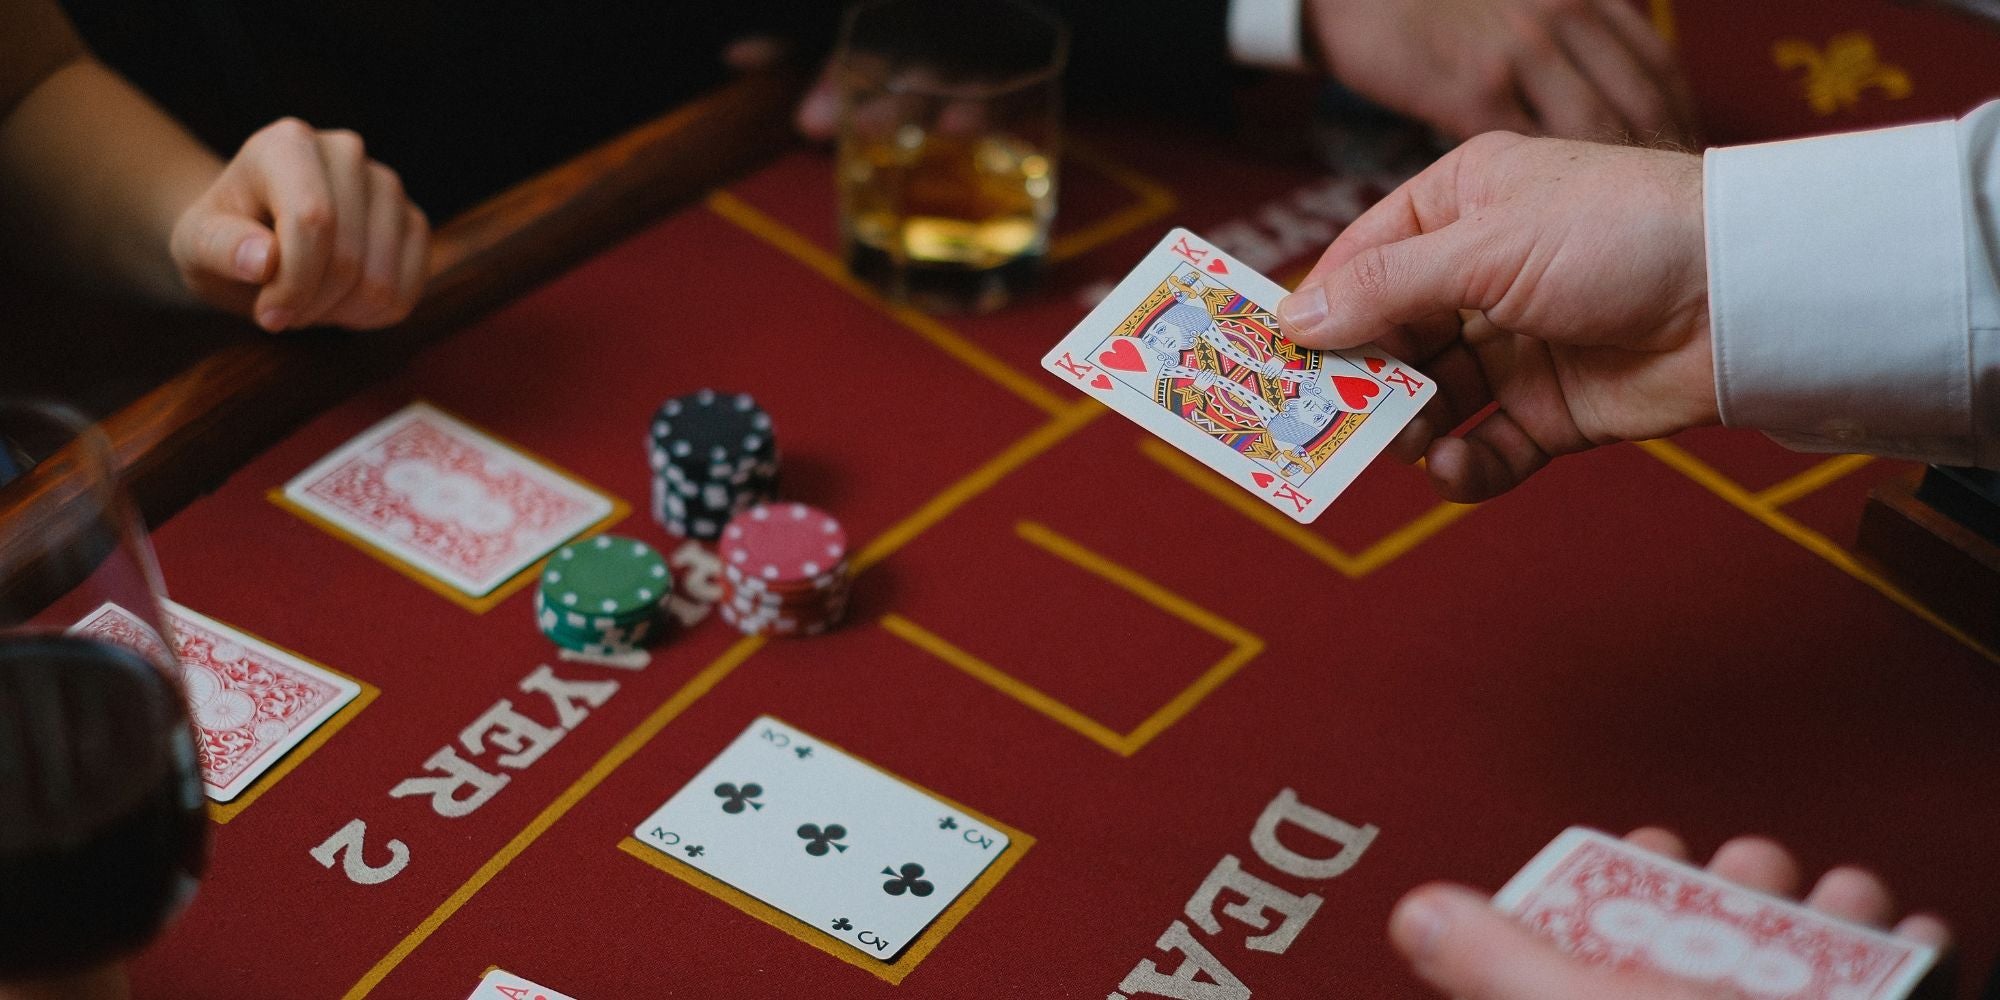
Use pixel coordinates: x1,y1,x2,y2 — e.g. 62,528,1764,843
1494,827,1938,1000
278,402,616,601
70,600,361,802
632,716,1012,962
1043,228,1435,523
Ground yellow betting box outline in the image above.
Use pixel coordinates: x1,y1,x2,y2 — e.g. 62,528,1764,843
883,520,1264,757
266,401,629,615
346,142,1167,995
202,623,379,825
706,141,1177,417
1640,439,1997,665
330,103,1985,995
614,718,1033,986
1048,141,1179,265
708,192,1071,418
1139,438,1475,578
342,404,1100,999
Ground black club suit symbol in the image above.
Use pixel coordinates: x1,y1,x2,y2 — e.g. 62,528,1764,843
831,917,853,931
715,782,763,813
938,817,958,830
797,823,849,856
881,863,934,897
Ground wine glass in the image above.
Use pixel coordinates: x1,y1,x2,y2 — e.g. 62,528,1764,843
0,401,206,999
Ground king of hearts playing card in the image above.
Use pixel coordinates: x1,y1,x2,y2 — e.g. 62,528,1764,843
1044,229,1434,523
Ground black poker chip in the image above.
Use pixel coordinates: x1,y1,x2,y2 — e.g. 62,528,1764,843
647,389,779,540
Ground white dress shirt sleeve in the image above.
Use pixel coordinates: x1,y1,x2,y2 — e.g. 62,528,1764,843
1705,102,2000,469
1227,0,1309,72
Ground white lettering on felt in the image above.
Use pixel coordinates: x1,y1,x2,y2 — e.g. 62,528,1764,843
325,658,629,886
310,818,411,885
1110,788,1377,998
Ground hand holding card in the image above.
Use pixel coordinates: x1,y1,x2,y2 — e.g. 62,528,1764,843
1044,229,1434,523
1393,827,1947,1000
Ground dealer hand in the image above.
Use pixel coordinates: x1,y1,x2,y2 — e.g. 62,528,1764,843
1305,0,1696,143
1391,827,1952,1000
1279,132,1715,503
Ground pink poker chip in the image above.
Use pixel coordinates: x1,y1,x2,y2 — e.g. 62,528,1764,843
719,502,849,583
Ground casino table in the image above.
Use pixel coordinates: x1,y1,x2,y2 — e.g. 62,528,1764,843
10,3,2000,998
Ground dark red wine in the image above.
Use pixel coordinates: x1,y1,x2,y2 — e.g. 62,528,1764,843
0,634,206,978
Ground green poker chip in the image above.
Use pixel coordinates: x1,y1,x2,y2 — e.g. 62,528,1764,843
534,586,659,653
540,535,671,624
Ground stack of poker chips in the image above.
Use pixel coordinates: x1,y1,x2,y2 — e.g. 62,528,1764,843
717,502,851,638
648,390,779,540
534,535,672,655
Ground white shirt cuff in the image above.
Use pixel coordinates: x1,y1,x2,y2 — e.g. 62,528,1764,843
1227,0,1309,72
1706,118,1981,465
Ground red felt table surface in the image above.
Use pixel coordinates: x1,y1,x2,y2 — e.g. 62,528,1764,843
128,10,2000,998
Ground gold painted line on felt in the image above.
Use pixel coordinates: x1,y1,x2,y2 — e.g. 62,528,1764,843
340,635,766,1000
852,401,1101,574
1752,453,1876,510
1123,636,1264,753
1013,521,1266,752
348,392,1097,994
1048,142,1180,264
1639,439,1997,666
1015,520,1257,646
706,191,1073,418
266,399,629,615
1137,438,1469,578
882,612,1133,756
1348,499,1479,576
210,675,379,825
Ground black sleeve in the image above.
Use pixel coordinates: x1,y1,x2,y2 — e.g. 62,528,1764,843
59,0,741,218
1048,0,1236,116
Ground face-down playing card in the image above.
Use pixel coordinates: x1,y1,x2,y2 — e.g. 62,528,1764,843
70,600,361,802
1494,827,1938,1000
632,716,1011,962
279,401,617,601
1043,228,1435,523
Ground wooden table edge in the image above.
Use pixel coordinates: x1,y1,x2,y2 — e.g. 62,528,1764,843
0,70,805,544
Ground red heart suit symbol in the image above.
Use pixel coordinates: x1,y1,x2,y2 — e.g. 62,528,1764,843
1089,373,1113,390
1251,472,1276,488
1365,356,1387,374
1333,376,1380,410
1097,339,1148,373
1205,258,1229,275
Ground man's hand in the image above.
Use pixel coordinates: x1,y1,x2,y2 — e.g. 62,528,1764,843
1307,0,1696,143
1278,132,1714,502
1390,828,1952,1000
169,119,429,332
794,0,1696,145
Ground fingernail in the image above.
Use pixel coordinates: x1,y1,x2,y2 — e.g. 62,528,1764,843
1391,896,1448,959
256,307,290,331
1278,287,1329,340
234,236,271,281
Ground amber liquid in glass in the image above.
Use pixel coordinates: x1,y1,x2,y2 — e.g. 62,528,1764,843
841,131,1055,313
